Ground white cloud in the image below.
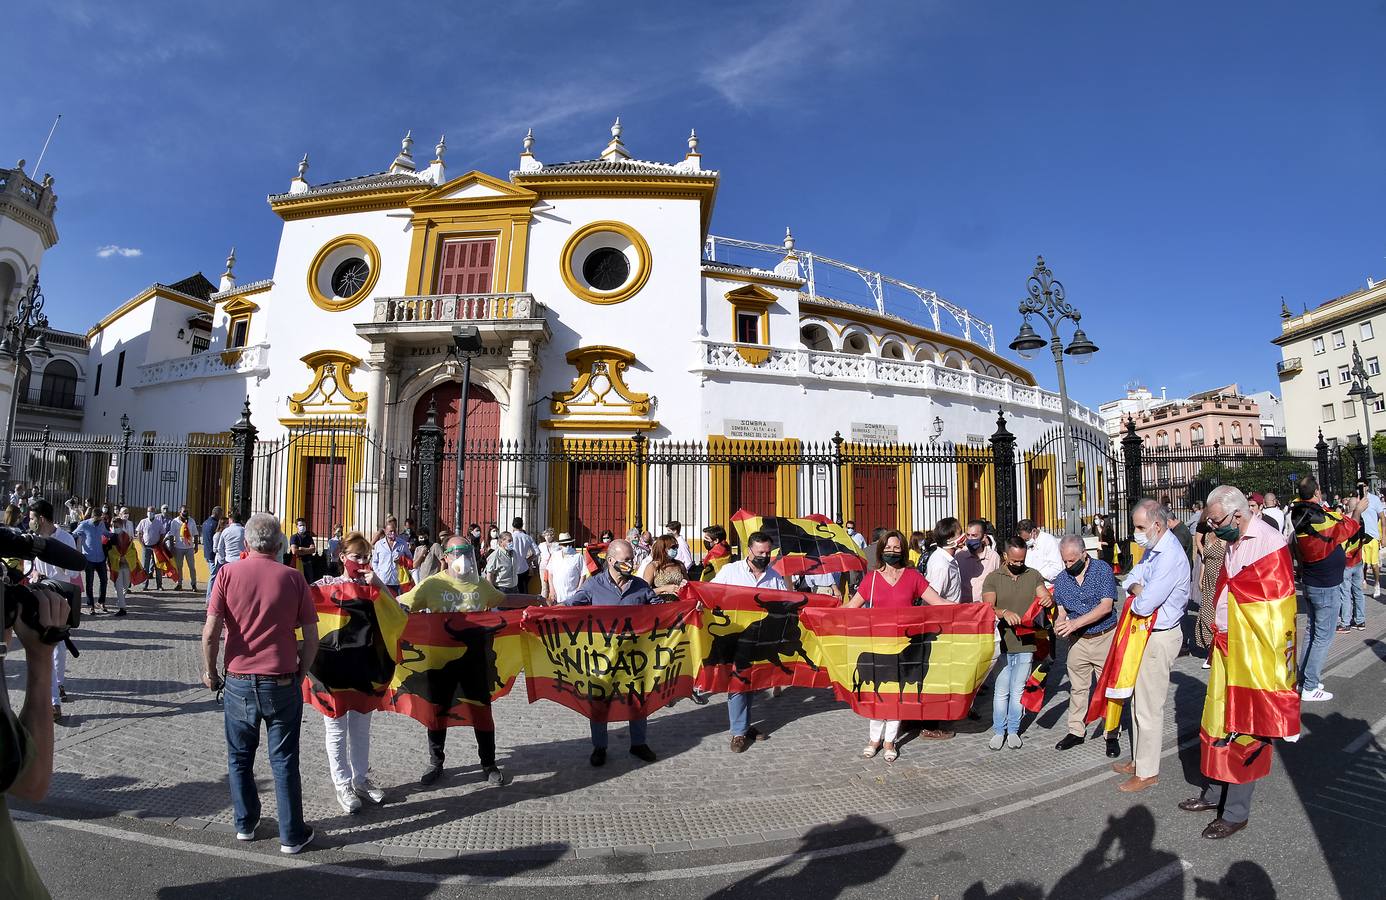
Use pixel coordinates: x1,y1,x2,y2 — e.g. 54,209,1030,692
96,245,142,259
699,1,865,107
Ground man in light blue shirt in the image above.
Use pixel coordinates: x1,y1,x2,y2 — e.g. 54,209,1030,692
73,509,111,613
371,524,410,591
1114,497,1192,792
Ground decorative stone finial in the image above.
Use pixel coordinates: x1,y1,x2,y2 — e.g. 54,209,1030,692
1280,296,1291,319
224,247,236,275
390,129,416,173
522,128,535,155
219,246,237,293
297,153,309,179
434,134,446,162
14,159,24,172
687,128,699,155
601,117,630,161
611,117,622,140
783,226,795,252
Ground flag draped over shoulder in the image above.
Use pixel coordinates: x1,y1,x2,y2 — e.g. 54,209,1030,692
520,601,702,721
799,604,996,720
1084,595,1153,732
388,609,525,729
731,509,865,577
1201,545,1300,784
106,534,145,586
683,582,836,693
303,580,409,717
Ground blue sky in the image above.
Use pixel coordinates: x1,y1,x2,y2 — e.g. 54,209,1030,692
5,1,1385,410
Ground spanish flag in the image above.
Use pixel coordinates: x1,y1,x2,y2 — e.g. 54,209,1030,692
1200,630,1275,784
303,580,409,717
1020,658,1053,714
1084,595,1153,732
395,552,415,594
799,603,996,721
106,533,145,587
731,509,865,577
583,542,609,575
180,519,193,545
683,582,837,693
388,609,525,730
148,543,178,581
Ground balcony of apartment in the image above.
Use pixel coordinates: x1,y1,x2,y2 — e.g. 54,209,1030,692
694,340,1102,427
134,342,271,388
16,384,84,419
356,293,549,350
1277,357,1301,375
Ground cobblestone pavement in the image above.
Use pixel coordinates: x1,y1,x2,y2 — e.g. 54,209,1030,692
9,584,1384,861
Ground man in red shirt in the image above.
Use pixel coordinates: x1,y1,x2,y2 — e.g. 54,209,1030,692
202,513,320,855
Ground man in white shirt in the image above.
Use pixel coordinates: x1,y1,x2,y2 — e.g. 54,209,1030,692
30,499,81,720
666,520,694,569
544,534,586,604
924,519,963,603
135,505,167,590
712,531,787,753
507,517,537,592
170,504,198,591
1016,519,1064,586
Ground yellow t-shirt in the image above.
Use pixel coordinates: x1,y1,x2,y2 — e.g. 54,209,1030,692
407,571,504,614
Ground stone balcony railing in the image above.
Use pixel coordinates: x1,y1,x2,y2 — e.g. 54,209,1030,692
135,342,271,388
0,166,57,217
372,293,540,323
696,340,1101,426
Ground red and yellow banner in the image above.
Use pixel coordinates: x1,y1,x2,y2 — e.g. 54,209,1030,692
799,604,996,720
1201,631,1275,783
303,580,409,717
520,601,702,721
683,582,836,693
1085,595,1152,732
389,609,525,729
731,509,865,577
1220,547,1300,739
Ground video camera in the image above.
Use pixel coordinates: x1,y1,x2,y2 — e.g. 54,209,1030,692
0,526,85,643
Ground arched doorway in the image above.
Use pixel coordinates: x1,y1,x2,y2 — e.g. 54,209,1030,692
413,380,501,533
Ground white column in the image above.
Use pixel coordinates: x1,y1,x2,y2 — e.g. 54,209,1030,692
499,341,537,528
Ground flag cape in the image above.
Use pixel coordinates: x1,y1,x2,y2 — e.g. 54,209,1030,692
1084,595,1152,731
799,604,996,720
148,543,178,580
1200,630,1275,784
106,535,145,586
302,580,409,717
1012,595,1054,663
389,609,525,729
520,601,702,721
1218,546,1300,739
682,581,837,693
730,509,865,577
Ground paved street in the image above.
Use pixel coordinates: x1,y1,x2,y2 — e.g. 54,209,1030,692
8,585,1386,897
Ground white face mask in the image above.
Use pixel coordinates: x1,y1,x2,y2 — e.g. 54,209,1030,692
1133,529,1152,549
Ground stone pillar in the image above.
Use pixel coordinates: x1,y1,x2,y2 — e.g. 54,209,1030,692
357,344,392,531
499,341,537,529
363,344,390,440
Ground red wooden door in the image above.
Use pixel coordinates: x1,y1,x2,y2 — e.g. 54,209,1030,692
966,463,985,523
413,383,500,532
1028,467,1049,528
303,456,347,534
435,239,495,294
852,464,897,534
731,464,777,518
569,463,626,542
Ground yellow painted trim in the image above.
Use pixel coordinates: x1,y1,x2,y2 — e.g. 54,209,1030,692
281,428,366,531
269,185,421,222
1025,452,1059,529
87,286,212,342
726,283,775,350
513,173,719,237
539,418,660,432
734,346,771,364
307,234,382,312
403,175,537,295
221,296,260,316
545,436,641,535
544,345,656,431
560,220,653,305
227,314,252,349
186,432,234,518
954,446,996,524
288,349,369,416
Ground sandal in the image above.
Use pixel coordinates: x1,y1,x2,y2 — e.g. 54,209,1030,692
862,743,881,759
883,746,899,763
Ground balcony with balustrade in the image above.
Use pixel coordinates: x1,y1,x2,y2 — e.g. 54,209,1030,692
135,342,271,388
357,293,549,349
1277,357,1301,375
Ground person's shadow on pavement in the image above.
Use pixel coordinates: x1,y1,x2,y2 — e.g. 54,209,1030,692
706,814,904,899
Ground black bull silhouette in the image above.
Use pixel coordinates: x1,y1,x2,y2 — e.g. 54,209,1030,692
306,594,395,701
394,618,507,709
852,629,941,701
701,596,819,684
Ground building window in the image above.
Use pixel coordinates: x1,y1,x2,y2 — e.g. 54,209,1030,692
229,318,250,349
1190,424,1204,446
435,238,496,294
1231,422,1242,443
1370,357,1381,377
1374,397,1386,414
1339,365,1352,384
141,431,156,472
115,350,126,387
1344,400,1357,418
1173,428,1181,449
192,334,210,354
735,311,760,344
1318,370,1331,388
1333,330,1346,349
1313,336,1325,354
94,363,102,397
1156,430,1168,450
1363,322,1375,341
1323,404,1336,422
39,360,79,409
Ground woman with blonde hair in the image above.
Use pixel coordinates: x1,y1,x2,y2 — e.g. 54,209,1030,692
640,534,688,599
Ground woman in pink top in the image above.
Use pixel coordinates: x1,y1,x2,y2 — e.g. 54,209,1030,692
845,530,949,761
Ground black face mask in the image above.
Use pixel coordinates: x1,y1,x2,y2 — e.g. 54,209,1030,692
703,538,714,548
1007,563,1027,576
750,555,771,571
1066,558,1086,578
881,552,905,568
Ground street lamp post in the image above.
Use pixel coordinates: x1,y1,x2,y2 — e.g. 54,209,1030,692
447,325,484,532
1347,340,1379,493
1008,257,1098,535
0,275,54,487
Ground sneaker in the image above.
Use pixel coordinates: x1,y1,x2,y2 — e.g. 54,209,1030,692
988,733,1005,751
1354,623,1367,631
353,777,385,804
1006,733,1023,750
280,827,314,855
1202,658,1211,669
335,783,362,814
52,704,62,722
630,744,657,763
173,583,183,591
689,689,709,706
1336,625,1351,635
482,766,510,787
236,819,259,841
1302,687,1334,702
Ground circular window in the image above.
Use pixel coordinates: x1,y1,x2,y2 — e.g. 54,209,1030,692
307,234,381,312
560,221,652,305
582,247,629,292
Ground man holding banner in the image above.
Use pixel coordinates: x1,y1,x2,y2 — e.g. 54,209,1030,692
712,532,787,752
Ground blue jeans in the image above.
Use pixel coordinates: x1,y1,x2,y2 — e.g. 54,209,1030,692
223,675,309,846
1340,563,1366,627
590,717,647,749
992,651,1034,735
727,691,752,737
1301,583,1340,690
84,560,107,606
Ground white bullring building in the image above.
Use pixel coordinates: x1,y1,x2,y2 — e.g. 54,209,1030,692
76,122,1100,536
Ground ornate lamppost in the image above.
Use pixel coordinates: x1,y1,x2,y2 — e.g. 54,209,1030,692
1008,257,1098,534
1347,340,1379,493
0,275,54,486
446,324,484,531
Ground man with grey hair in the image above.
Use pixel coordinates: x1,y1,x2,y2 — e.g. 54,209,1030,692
1112,497,1192,793
1051,534,1121,757
202,513,320,854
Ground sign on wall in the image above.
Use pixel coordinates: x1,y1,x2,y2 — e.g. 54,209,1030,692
106,453,118,487
851,422,899,444
724,418,784,440
159,470,177,483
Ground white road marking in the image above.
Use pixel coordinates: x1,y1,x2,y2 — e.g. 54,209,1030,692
1100,859,1194,900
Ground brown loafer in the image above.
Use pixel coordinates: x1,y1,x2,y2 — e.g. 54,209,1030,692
1118,775,1158,793
1112,760,1136,775
1201,818,1248,840
1178,797,1218,813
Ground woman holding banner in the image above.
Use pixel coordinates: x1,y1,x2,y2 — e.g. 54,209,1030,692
846,530,949,762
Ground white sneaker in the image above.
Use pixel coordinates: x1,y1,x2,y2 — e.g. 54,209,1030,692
353,777,385,804
1006,733,1023,750
1302,687,1334,702
235,819,258,841
335,783,362,814
280,827,314,855
988,733,1005,751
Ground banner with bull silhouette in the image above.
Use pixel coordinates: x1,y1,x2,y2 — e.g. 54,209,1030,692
730,509,866,577
520,601,703,721
683,582,837,693
303,580,411,717
799,603,997,721
389,609,526,729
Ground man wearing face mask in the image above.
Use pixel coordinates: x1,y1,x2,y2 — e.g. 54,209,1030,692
1051,534,1120,757
1290,475,1365,702
844,520,868,593
409,536,510,787
370,521,410,595
544,533,586,604
712,532,788,752
564,539,658,766
1114,498,1193,792
1016,519,1064,587
958,519,1001,603
288,517,320,582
